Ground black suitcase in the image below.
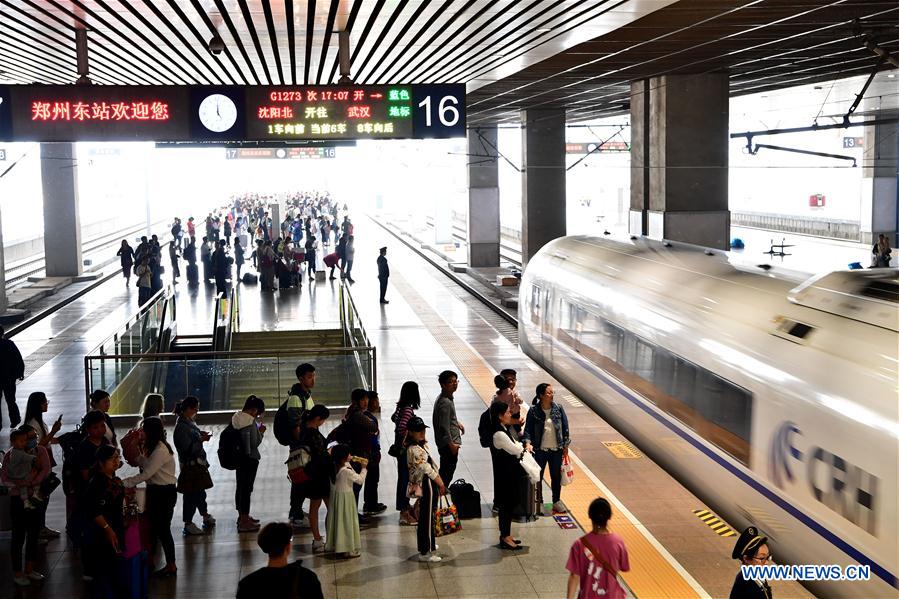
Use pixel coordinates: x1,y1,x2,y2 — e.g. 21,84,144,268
186,263,198,284
278,271,292,288
242,272,258,284
511,474,538,522
449,479,482,519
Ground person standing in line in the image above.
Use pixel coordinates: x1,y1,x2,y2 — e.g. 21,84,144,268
500,368,526,431
117,240,134,287
200,236,212,283
489,401,526,551
234,237,245,281
405,416,445,562
523,383,570,514
88,389,118,447
288,363,316,529
1,426,51,587
566,497,630,599
0,324,25,430
376,246,389,302
122,417,179,577
212,239,230,296
23,392,62,540
236,522,323,598
344,235,356,283
172,396,216,536
169,241,181,284
295,404,331,553
232,395,266,533
183,237,198,285
82,446,126,595
391,382,421,525
432,370,463,485
224,216,232,247
325,444,366,558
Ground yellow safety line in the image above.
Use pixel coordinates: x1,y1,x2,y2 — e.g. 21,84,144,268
693,509,737,537
390,271,708,599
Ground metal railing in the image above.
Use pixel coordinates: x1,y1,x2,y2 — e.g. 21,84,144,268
339,283,376,391
84,346,375,416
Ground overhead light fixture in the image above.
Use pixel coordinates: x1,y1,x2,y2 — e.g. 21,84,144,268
536,28,552,32
888,73,896,78
492,54,506,59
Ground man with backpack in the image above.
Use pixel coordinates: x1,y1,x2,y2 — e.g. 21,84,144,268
273,363,316,529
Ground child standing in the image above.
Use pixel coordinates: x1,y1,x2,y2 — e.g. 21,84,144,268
325,444,366,558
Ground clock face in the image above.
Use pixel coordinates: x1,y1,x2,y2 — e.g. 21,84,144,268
198,94,237,133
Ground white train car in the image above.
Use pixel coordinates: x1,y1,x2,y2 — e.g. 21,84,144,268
519,236,898,598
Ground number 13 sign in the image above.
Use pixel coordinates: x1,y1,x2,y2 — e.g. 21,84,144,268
412,84,466,139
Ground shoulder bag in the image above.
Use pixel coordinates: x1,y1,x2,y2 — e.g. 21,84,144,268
580,535,625,588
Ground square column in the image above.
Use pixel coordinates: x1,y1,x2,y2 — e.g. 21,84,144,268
630,74,730,249
41,143,83,277
521,109,566,265
0,204,6,312
861,117,898,245
467,125,500,267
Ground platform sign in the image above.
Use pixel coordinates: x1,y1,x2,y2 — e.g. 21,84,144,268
0,148,6,161
0,84,464,142
842,136,863,148
224,147,335,159
5,85,190,141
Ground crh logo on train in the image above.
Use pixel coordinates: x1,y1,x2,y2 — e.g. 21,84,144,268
770,421,878,536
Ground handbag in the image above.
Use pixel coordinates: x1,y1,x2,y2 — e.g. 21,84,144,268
433,496,462,537
286,447,311,484
561,454,574,486
406,481,422,498
176,463,214,494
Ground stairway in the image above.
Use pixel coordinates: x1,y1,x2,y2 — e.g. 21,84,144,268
230,329,347,351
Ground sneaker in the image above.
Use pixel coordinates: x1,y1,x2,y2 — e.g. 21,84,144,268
27,571,46,582
417,553,442,563
311,539,326,553
363,503,387,515
290,517,310,529
238,521,261,533
183,523,205,536
248,516,260,524
40,527,61,539
398,514,417,526
552,502,567,514
13,576,30,587
202,514,217,528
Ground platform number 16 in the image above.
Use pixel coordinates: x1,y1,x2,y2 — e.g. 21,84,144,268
418,95,460,127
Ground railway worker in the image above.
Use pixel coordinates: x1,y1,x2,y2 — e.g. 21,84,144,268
0,325,26,431
377,246,389,303
729,527,773,599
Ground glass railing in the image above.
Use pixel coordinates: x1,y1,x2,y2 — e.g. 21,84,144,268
339,283,375,390
84,347,375,416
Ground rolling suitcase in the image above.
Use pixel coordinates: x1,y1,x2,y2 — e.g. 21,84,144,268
511,474,538,523
186,263,199,284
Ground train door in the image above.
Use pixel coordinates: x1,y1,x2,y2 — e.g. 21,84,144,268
541,286,555,366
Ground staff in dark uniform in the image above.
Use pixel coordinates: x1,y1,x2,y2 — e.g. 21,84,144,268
729,526,773,599
377,247,389,304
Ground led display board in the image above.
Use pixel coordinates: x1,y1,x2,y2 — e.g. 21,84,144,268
225,147,335,159
0,85,465,142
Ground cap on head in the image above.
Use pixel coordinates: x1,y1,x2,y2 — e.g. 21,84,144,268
407,416,428,432
732,526,768,560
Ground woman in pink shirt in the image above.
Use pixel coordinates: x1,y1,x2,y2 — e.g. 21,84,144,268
1,426,52,586
566,497,630,599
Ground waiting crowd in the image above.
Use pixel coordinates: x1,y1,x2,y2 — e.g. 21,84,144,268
115,191,358,303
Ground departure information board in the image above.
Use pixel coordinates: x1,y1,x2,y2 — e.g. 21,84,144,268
0,84,465,142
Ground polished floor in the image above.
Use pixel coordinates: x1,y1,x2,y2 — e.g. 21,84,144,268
1,219,811,598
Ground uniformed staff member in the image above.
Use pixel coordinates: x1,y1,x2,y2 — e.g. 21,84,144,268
729,526,773,599
377,247,390,304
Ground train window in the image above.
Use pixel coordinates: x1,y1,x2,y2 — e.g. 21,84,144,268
569,306,752,466
862,279,899,304
529,285,541,325
557,300,579,348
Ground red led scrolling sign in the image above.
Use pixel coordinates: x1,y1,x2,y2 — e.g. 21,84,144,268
30,100,171,122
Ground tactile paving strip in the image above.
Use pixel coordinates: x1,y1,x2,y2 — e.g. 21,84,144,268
390,270,704,599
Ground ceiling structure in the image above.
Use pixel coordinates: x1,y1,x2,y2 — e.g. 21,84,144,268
0,0,896,127
0,0,676,89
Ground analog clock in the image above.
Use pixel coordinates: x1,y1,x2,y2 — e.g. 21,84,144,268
198,93,237,133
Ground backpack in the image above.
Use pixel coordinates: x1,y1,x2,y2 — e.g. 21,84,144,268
58,427,87,496
217,425,242,470
120,428,145,468
326,419,351,446
449,479,482,519
274,395,307,447
478,407,493,449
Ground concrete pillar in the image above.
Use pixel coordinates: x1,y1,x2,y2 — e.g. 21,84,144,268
630,74,730,249
521,109,566,265
41,143,83,277
629,79,651,236
0,202,6,312
467,125,500,267
268,202,280,241
861,117,898,245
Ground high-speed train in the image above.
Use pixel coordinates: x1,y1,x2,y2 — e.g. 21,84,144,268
519,236,898,598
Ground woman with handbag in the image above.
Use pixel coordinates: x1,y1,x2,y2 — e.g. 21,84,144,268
295,404,331,553
390,382,420,525
566,497,629,599
122,417,179,578
490,401,529,551
173,396,215,536
405,416,445,563
522,383,570,514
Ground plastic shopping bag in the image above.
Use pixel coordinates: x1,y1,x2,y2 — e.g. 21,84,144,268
433,496,462,537
561,454,574,486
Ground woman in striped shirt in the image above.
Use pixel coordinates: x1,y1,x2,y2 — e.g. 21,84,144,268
390,381,421,525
